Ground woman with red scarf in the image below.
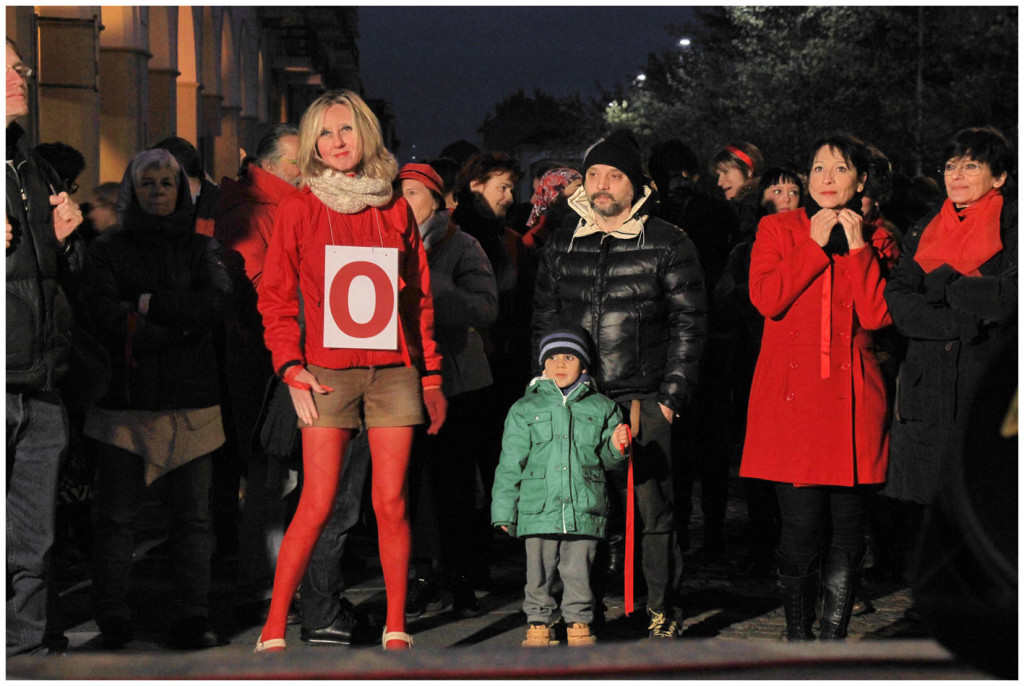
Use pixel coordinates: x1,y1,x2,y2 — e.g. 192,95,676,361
883,127,1016,505
739,134,896,641
253,91,446,652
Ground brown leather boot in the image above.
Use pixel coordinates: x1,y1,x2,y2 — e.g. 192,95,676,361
566,622,597,647
522,623,558,647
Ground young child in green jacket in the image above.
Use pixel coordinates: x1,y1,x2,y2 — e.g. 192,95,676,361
491,326,629,647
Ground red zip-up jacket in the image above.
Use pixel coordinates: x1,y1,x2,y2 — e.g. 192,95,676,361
258,187,442,387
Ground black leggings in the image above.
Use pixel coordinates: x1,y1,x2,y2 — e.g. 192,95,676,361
774,483,867,573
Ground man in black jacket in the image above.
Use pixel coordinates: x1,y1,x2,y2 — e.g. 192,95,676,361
6,37,82,656
532,129,707,638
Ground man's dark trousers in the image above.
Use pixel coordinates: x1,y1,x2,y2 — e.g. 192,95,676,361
6,390,68,656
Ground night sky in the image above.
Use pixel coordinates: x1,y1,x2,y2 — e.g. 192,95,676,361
357,6,698,163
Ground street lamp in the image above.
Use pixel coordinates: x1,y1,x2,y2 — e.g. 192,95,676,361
678,38,691,47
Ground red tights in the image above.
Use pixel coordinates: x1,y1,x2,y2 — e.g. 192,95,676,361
260,426,413,645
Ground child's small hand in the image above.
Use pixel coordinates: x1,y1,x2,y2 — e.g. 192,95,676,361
612,423,631,454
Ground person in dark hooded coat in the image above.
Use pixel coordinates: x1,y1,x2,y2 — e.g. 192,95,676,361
79,148,232,650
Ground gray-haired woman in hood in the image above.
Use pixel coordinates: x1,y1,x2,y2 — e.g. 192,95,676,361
79,147,232,650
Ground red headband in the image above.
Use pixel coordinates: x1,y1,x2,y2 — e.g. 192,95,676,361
725,145,755,172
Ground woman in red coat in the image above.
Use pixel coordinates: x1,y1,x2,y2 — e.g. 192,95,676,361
739,134,895,641
253,91,447,652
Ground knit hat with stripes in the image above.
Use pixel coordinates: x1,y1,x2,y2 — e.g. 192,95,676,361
538,325,592,370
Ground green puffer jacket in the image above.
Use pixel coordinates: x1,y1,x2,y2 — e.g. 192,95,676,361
491,375,626,539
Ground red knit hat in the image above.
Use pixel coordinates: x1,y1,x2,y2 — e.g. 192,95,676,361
397,163,444,197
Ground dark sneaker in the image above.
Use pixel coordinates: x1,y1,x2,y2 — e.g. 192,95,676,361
406,577,444,617
452,575,481,618
168,615,218,650
98,616,133,650
424,593,446,613
852,595,875,617
301,604,357,646
606,543,624,578
647,609,681,639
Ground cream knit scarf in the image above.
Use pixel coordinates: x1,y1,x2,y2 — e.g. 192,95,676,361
306,168,393,214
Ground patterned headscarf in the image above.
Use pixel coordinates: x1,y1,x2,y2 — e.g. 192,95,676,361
527,168,582,228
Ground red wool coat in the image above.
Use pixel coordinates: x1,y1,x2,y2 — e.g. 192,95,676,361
739,209,895,487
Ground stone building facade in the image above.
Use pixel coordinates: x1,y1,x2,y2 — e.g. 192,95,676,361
6,6,394,202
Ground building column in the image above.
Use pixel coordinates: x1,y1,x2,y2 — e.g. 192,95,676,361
214,105,242,184
176,81,202,149
99,46,150,185
35,12,102,192
198,91,224,178
148,67,179,146
239,114,261,163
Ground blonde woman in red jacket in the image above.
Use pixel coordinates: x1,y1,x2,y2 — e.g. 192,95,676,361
254,91,446,652
739,134,895,641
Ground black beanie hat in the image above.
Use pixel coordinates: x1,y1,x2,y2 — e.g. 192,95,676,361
538,325,592,370
582,129,646,198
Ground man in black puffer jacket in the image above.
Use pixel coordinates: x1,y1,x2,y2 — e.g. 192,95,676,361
532,129,707,639
6,37,83,657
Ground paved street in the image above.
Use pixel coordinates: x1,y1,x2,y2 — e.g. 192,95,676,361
7,467,994,679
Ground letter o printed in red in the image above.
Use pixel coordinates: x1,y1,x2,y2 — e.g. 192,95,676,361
329,261,395,338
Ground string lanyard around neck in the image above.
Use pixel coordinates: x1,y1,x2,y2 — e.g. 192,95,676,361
326,206,386,248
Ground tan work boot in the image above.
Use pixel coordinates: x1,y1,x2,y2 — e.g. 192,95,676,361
522,623,558,647
566,622,597,646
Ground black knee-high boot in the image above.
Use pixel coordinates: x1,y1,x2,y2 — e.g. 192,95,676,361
819,547,864,640
777,553,819,640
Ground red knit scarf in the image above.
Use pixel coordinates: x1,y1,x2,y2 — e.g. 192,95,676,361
914,189,1003,276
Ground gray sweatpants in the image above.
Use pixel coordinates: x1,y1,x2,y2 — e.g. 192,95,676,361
523,536,598,625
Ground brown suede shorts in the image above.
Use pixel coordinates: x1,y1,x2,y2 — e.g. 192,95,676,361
304,365,424,429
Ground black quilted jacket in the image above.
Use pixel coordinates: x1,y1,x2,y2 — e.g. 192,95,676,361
532,201,707,413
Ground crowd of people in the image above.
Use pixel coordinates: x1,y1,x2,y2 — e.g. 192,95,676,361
7,31,1017,657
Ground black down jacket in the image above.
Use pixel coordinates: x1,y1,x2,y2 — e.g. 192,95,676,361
883,197,1017,505
80,163,231,411
5,123,73,392
532,203,707,414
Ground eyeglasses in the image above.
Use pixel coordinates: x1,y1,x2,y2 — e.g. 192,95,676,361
7,64,34,79
281,157,299,166
940,161,987,176
65,181,79,194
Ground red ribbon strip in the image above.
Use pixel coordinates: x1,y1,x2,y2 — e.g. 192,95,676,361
624,425,635,616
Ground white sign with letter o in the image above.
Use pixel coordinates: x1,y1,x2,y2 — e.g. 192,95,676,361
323,246,399,350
